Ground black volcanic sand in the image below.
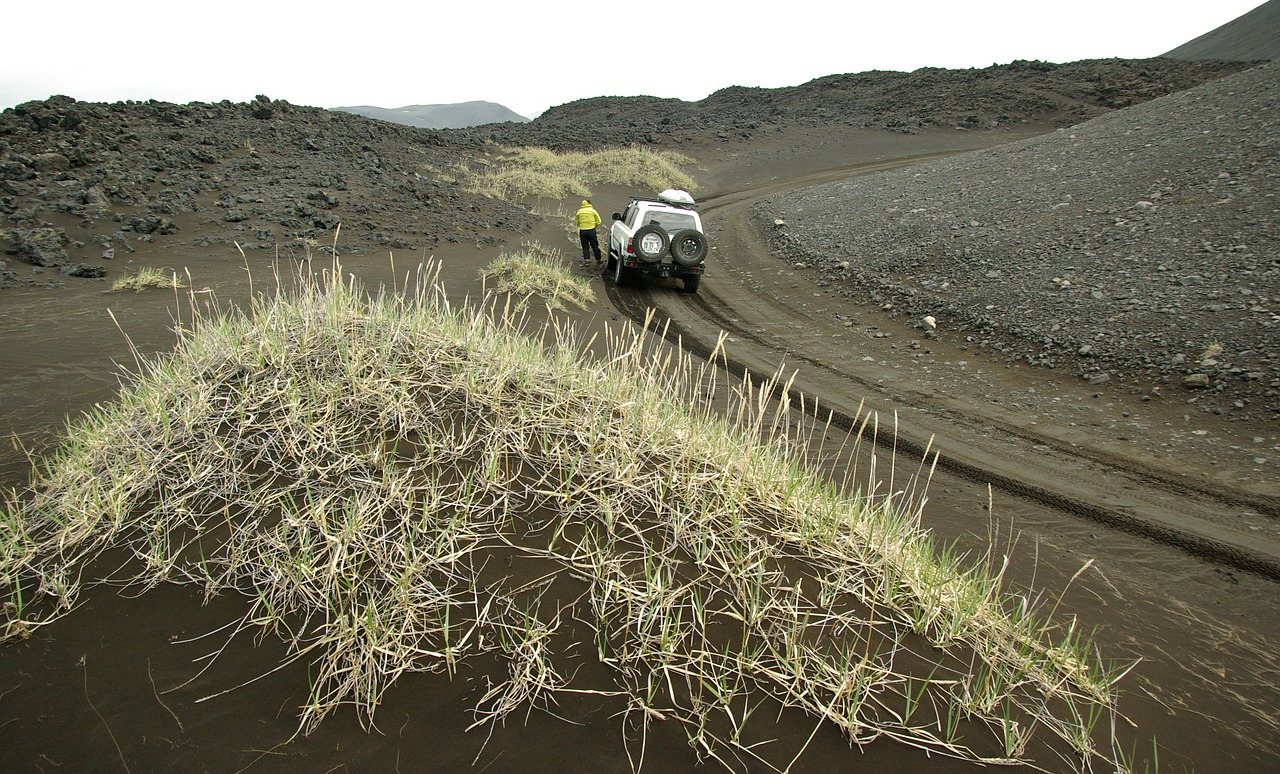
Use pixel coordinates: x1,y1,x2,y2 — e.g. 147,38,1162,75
1,123,1278,773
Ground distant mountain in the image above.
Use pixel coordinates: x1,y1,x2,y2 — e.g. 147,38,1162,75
1163,0,1280,60
330,101,529,129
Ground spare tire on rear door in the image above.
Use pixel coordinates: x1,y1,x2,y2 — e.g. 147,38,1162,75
668,229,707,266
631,224,669,262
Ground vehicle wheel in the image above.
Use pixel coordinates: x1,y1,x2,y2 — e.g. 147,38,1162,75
613,253,634,286
682,274,701,294
669,229,707,266
631,224,668,262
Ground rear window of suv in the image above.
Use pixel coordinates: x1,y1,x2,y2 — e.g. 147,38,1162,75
644,211,698,233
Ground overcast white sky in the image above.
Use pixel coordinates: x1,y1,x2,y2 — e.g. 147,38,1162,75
0,1,1266,118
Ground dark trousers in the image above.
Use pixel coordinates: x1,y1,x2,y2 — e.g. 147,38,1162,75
579,229,601,261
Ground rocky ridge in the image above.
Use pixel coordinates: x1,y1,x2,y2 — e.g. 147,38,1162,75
0,95,535,287
754,61,1279,422
527,58,1256,147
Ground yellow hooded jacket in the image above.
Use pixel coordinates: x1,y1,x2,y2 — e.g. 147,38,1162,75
574,201,601,231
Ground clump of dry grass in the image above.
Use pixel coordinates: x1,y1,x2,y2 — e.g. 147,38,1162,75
110,267,186,293
1199,341,1224,361
0,257,1140,770
481,241,595,311
443,144,697,203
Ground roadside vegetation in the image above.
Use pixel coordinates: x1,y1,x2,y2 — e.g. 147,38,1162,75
0,253,1144,771
429,144,697,204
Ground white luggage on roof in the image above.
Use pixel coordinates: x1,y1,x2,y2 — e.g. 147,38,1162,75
657,189,695,206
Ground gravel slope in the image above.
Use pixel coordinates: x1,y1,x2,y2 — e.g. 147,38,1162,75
755,61,1279,422
1163,0,1280,61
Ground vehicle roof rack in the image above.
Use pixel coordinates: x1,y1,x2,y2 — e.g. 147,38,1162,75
657,189,696,206
628,195,698,210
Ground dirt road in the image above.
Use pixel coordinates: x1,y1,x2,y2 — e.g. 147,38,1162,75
613,158,1280,579
595,132,1280,771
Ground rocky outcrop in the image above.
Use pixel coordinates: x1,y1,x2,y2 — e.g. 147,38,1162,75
8,226,68,266
0,94,537,286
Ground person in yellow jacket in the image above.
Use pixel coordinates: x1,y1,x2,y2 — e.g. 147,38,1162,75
574,199,603,264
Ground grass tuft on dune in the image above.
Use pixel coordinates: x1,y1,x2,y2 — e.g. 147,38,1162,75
429,144,697,203
481,241,595,311
110,266,187,293
1,256,1136,769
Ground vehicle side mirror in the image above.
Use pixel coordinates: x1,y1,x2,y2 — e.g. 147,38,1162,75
611,212,622,221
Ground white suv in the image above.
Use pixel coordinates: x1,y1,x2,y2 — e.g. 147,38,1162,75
607,189,708,293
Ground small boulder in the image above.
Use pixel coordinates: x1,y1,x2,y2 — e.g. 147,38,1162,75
129,215,179,235
10,226,69,266
59,263,106,278
31,152,71,173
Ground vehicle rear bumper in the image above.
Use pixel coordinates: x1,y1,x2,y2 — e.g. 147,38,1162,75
622,259,704,278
